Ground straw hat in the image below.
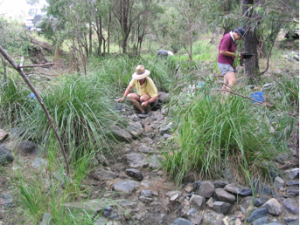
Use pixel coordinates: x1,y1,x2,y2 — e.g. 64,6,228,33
132,65,150,80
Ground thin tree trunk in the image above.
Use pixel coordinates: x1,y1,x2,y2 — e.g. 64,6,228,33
242,0,259,83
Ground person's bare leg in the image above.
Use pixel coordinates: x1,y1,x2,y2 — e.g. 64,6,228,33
223,71,236,99
140,94,151,112
127,93,145,113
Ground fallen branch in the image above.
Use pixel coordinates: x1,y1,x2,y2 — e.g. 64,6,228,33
0,44,70,176
217,89,273,107
19,63,54,68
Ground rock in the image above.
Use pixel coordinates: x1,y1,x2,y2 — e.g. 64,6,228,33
286,180,299,186
287,186,299,197
187,208,197,216
184,184,194,193
198,181,214,198
254,197,269,207
215,188,236,204
274,177,285,190
16,140,38,155
126,153,148,168
38,213,51,225
224,183,252,196
259,183,272,196
113,180,139,194
141,190,152,198
138,144,155,153
282,198,299,214
92,168,117,181
272,189,281,199
31,157,48,170
0,129,8,142
10,126,25,138
262,83,273,91
130,114,139,122
213,201,232,214
127,122,143,138
102,206,119,220
139,195,153,203
274,153,289,164
94,217,108,225
0,147,14,166
235,218,242,225
125,168,143,181
158,92,170,103
171,218,194,225
148,155,162,169
109,125,132,142
62,199,107,214
190,215,203,225
214,179,230,188
247,208,268,223
263,198,282,216
163,133,172,139
1,193,13,205
284,217,299,225
206,197,214,209
190,194,205,210
239,196,252,210
252,216,268,225
159,122,173,135
284,168,299,180
144,125,153,133
203,209,225,225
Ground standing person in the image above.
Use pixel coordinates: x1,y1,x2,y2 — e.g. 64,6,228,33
217,27,245,96
116,65,158,115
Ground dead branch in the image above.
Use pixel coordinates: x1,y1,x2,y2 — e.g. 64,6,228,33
0,44,70,176
19,63,54,68
217,89,273,107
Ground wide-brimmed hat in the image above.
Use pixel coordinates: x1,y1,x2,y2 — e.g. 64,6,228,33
234,27,245,39
132,65,150,80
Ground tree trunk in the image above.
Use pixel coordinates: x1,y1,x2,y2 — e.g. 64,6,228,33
242,0,259,83
89,18,92,57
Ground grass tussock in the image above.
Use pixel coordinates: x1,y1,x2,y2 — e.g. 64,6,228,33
163,85,295,184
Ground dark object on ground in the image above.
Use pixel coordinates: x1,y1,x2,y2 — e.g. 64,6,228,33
285,29,299,40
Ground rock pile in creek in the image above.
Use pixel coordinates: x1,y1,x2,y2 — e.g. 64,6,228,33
0,92,299,225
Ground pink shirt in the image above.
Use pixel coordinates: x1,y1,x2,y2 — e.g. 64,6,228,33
217,33,236,66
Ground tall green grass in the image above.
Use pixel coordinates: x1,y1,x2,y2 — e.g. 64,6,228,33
164,89,286,184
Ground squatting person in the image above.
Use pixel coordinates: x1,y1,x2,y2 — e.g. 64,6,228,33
116,65,158,115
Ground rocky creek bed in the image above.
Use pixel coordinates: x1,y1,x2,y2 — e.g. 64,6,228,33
0,92,299,225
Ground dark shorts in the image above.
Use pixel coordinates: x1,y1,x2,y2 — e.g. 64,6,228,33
134,93,157,107
217,62,237,75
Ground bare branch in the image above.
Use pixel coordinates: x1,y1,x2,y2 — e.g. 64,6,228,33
0,45,70,176
19,63,54,68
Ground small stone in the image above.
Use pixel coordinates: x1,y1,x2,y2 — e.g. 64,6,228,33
274,177,285,190
198,181,214,198
141,190,152,198
214,179,230,188
171,218,194,225
247,208,268,223
0,129,8,142
263,198,282,216
287,186,299,197
113,180,139,194
215,188,236,204
254,197,269,207
252,216,268,225
284,168,299,180
190,194,205,210
32,157,48,170
206,197,214,209
125,168,143,181
213,201,232,214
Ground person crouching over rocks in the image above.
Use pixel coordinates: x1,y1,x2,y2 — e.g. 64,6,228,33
116,65,158,115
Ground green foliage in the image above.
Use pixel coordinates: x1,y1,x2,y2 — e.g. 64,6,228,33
164,89,286,184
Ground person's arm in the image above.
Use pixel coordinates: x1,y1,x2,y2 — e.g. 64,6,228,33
116,85,133,102
220,50,243,58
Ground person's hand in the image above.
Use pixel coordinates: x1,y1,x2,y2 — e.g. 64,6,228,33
115,97,125,103
239,52,243,58
141,101,149,107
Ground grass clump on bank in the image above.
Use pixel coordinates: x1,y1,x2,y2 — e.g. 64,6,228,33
163,86,295,185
